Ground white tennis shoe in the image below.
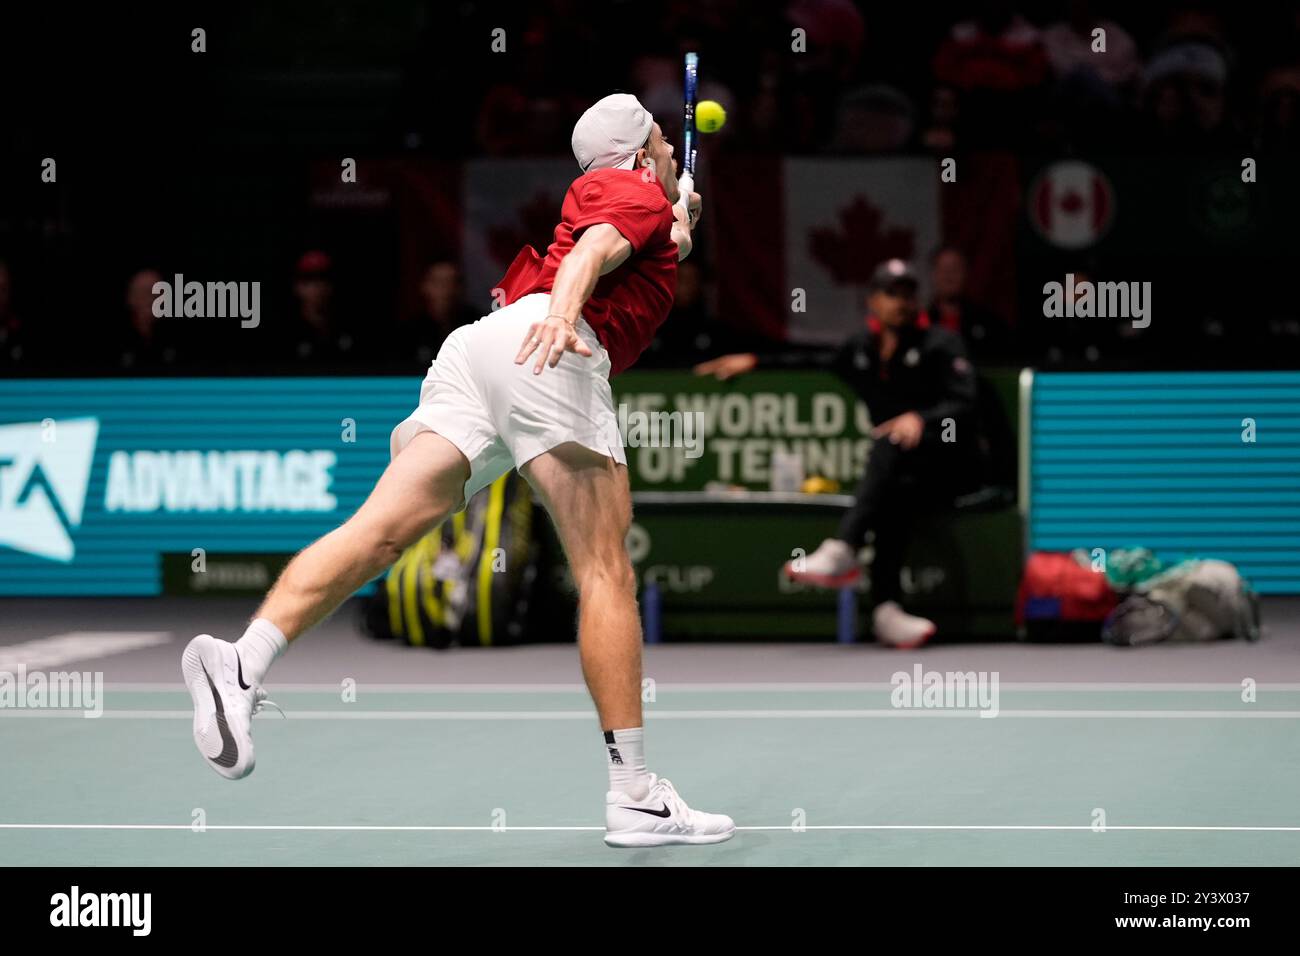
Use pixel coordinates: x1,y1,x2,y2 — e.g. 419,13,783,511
872,600,936,649
605,774,736,847
181,634,279,780
783,537,860,588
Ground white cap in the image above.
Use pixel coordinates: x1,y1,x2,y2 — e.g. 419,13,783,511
571,93,654,172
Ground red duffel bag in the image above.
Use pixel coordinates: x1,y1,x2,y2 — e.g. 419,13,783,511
1015,551,1118,642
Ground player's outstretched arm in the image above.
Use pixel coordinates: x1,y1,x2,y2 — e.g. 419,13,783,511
515,223,632,375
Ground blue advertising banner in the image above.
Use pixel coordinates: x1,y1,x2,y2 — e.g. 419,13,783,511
0,372,870,596
11,370,1294,597
1030,371,1300,594
0,379,410,595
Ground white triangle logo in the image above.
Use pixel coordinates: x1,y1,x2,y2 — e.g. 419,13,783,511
0,418,99,562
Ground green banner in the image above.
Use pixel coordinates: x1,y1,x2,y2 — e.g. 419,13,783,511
625,494,1021,640
609,367,1025,639
612,370,872,492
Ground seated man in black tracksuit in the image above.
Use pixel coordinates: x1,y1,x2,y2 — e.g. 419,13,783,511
696,258,982,647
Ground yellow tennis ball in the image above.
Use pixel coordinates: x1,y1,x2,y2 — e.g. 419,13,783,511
696,100,727,133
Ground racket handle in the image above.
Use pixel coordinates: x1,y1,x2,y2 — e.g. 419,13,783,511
676,172,694,211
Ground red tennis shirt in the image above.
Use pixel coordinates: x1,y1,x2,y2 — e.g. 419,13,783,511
495,168,678,375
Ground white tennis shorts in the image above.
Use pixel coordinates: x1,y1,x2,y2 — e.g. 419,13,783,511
389,293,626,506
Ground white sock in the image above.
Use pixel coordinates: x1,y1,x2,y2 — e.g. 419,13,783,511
604,728,650,800
234,618,288,685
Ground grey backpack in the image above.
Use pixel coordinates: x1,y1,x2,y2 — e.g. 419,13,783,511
1102,560,1261,647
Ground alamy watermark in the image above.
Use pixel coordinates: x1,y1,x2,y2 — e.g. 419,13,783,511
1043,273,1150,328
152,273,260,328
50,886,151,936
0,666,104,717
890,664,1000,718
618,404,705,459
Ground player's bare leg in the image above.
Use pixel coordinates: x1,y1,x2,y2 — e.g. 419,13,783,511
521,442,642,730
256,430,470,640
181,430,470,779
522,441,734,847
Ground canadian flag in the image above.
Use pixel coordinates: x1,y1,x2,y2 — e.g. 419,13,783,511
1028,160,1114,250
458,156,943,346
462,158,573,310
713,157,941,345
315,154,1019,347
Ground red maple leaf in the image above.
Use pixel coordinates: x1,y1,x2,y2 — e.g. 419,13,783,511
1058,189,1084,214
487,192,563,269
808,196,916,285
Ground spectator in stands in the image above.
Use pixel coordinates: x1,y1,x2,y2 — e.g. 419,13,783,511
644,260,749,366
1042,1,1141,91
1139,30,1238,151
1255,66,1300,152
1034,264,1143,368
928,246,1010,360
476,85,537,157
828,85,916,153
931,1,1050,146
0,259,35,368
784,0,867,150
1039,1,1140,148
276,250,359,365
114,268,184,372
400,260,479,368
786,0,865,83
920,84,960,153
473,10,591,158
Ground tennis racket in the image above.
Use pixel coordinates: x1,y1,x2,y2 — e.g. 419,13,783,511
677,51,698,213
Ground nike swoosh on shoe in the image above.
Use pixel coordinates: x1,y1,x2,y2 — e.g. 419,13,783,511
201,661,240,769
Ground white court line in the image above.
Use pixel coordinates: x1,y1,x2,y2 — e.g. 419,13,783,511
5,709,1300,720
0,633,171,672
100,682,1300,693
1,823,1298,833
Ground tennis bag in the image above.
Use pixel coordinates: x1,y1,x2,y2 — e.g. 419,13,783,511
360,471,541,647
1015,551,1119,642
1102,559,1261,647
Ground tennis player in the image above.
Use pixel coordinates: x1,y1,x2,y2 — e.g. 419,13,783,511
182,93,735,848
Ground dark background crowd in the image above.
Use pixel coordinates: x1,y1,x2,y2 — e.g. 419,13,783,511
1,0,1298,377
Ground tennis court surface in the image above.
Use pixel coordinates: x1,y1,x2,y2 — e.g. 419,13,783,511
3,598,1298,866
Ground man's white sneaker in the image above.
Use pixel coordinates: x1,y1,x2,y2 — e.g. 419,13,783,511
181,634,278,780
872,600,936,649
783,537,860,588
605,775,736,848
